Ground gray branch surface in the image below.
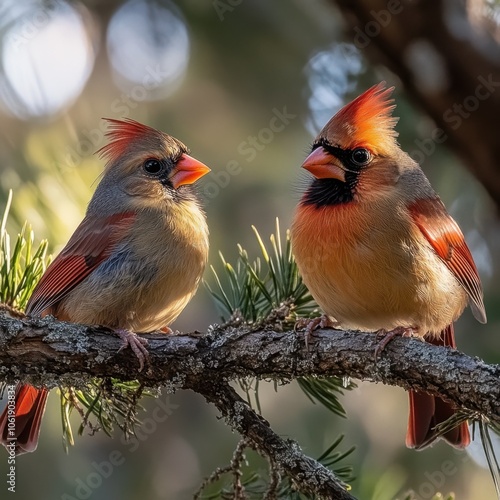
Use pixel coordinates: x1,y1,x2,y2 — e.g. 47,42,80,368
1,309,499,498
0,310,498,423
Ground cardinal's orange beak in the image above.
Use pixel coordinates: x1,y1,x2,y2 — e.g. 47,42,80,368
171,154,211,188
302,148,345,182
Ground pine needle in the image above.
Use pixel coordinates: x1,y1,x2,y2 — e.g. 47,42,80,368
297,376,357,418
0,190,51,309
205,218,318,325
479,420,500,498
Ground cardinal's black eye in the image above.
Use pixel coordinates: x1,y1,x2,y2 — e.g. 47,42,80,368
351,148,371,167
143,159,163,175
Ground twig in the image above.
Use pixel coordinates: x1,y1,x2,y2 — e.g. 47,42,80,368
264,458,280,500
190,379,355,500
193,439,250,500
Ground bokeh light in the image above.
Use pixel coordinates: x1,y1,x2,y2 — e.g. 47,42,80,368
0,0,95,119
305,43,364,135
106,0,189,99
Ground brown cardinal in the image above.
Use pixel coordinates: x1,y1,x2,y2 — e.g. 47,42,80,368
0,118,210,454
291,83,486,449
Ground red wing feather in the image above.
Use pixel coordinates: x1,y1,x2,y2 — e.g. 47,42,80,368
410,198,486,323
27,212,135,317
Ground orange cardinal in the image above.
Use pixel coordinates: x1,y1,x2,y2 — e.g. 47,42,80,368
291,83,486,449
0,118,210,454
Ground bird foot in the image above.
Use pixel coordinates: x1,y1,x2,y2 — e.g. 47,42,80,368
374,326,416,360
160,326,174,334
116,329,149,371
294,315,339,350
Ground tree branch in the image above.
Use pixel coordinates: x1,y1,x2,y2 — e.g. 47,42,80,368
2,308,499,498
191,380,355,499
0,310,498,423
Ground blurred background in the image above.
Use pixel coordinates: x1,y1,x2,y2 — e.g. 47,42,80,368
0,0,499,498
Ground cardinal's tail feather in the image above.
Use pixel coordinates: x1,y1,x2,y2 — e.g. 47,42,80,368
406,324,470,449
0,384,49,454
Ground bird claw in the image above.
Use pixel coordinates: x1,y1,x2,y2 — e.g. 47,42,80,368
374,326,415,360
116,329,149,371
294,315,339,350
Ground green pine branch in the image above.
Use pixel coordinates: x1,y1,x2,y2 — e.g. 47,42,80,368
206,218,318,325
0,190,51,310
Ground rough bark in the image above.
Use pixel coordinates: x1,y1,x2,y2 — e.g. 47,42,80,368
0,310,498,424
192,380,355,499
1,309,499,498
